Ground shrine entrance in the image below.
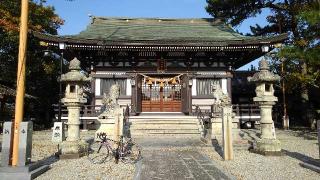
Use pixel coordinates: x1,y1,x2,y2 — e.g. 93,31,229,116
141,75,182,112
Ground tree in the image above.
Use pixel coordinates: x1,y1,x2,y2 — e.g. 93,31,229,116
206,0,320,127
0,0,64,127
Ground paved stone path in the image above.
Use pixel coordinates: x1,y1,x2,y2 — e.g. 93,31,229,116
134,137,235,180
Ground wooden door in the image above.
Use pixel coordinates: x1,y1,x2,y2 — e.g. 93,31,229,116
141,76,181,112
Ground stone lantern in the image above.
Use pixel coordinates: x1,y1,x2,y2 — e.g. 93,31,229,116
60,57,91,158
248,59,281,155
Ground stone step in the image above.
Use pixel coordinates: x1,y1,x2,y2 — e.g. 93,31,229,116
127,115,201,136
129,120,199,124
130,133,201,137
130,124,200,130
129,115,198,120
130,129,200,134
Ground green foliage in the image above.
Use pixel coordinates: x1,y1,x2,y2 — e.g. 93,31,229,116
206,0,320,126
0,0,64,126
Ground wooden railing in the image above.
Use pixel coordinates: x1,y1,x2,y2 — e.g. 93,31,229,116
232,104,260,121
192,105,212,138
52,104,102,118
52,103,261,130
53,104,102,130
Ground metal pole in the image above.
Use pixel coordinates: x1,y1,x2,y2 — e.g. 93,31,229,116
12,0,29,166
58,52,63,122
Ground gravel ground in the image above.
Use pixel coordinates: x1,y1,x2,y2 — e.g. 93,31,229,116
0,130,135,180
198,129,320,180
1,129,319,180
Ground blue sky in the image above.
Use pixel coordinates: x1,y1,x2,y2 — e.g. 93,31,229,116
45,0,270,70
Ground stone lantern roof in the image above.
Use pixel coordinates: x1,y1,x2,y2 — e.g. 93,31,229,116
248,59,280,83
60,57,91,82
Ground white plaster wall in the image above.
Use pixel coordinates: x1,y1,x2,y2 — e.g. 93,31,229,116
95,78,101,96
221,78,227,95
192,78,197,96
126,79,132,96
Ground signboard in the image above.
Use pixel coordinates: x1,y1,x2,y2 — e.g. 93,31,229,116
52,122,65,143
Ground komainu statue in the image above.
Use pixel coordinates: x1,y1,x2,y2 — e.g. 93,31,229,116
99,84,121,119
212,81,230,107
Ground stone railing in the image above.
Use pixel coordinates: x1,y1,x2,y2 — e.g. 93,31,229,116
192,105,212,138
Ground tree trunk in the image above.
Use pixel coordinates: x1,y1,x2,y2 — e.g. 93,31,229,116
300,61,314,129
0,95,7,131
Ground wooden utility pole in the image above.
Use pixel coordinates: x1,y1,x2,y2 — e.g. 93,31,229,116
12,0,29,166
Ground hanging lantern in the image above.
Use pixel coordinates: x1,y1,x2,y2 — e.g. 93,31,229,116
160,80,164,88
147,79,153,86
171,77,177,85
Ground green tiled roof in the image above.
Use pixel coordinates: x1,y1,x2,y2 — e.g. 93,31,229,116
67,17,249,42
34,17,287,46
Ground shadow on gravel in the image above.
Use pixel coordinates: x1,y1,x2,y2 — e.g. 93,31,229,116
35,154,59,167
211,139,223,158
240,129,260,142
293,131,318,140
282,149,317,164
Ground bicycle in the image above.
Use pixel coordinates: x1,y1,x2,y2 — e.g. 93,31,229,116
87,132,141,164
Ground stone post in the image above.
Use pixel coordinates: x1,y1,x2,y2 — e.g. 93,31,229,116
222,106,234,160
248,59,281,155
59,57,91,159
0,122,49,179
66,106,81,141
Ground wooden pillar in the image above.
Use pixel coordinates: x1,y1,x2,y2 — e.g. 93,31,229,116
12,0,29,166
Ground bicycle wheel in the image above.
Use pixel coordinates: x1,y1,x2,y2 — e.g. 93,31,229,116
87,141,110,164
121,143,142,164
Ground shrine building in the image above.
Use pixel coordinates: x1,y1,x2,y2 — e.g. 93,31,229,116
35,17,286,116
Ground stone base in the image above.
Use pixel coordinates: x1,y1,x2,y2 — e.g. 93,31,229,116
60,153,82,159
211,122,222,139
0,162,49,180
95,117,115,141
250,148,284,156
252,138,282,156
300,159,320,173
60,140,88,159
211,121,239,140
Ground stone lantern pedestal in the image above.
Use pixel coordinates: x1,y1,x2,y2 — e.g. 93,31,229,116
248,59,282,155
254,101,281,153
59,57,91,159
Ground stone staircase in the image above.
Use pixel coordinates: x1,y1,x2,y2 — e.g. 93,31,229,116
127,113,202,136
